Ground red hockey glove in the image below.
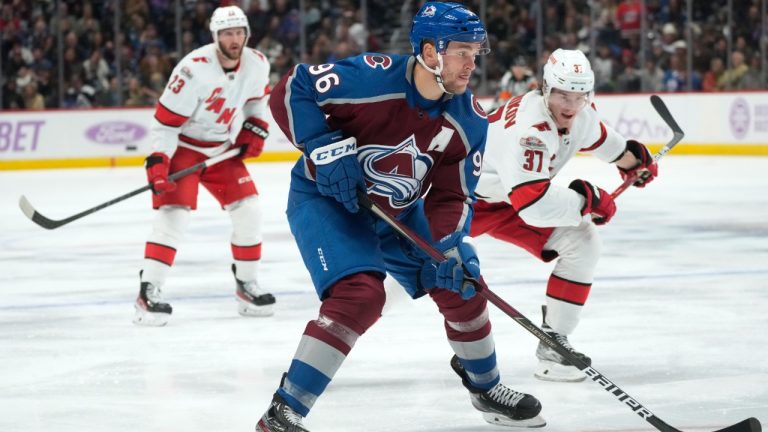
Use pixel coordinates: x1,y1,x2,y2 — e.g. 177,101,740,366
145,152,177,195
569,179,616,225
235,117,269,159
618,140,658,188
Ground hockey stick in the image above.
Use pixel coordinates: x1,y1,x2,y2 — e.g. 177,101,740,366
356,190,761,432
19,148,241,230
611,94,685,199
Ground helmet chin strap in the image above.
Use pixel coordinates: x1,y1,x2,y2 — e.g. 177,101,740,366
416,53,452,95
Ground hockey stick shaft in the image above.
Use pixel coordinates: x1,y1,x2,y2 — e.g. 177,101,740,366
611,95,685,199
19,148,241,230
357,190,760,432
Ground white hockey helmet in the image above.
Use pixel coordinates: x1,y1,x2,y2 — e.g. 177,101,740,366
210,5,250,44
542,49,594,102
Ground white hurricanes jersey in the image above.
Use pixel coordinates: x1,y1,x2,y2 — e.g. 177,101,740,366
150,43,271,157
476,91,627,227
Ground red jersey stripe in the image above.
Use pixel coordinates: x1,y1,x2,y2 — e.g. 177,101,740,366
154,102,189,127
179,134,226,148
509,180,550,212
581,121,607,152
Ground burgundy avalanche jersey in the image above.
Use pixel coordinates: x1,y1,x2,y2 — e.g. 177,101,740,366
270,54,488,239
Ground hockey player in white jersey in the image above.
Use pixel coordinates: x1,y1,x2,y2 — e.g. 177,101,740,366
471,48,659,381
134,5,276,326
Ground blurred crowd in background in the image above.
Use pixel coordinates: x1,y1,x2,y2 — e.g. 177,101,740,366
1,0,766,110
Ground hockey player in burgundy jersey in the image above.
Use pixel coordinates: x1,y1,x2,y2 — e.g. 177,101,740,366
472,49,659,382
257,2,545,431
133,6,275,327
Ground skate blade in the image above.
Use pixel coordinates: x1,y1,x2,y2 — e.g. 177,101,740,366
132,305,170,327
237,299,274,317
534,360,586,382
482,412,546,428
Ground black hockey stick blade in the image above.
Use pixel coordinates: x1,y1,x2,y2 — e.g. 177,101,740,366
19,186,151,230
713,417,761,432
611,95,685,199
356,190,762,432
649,94,685,161
19,148,240,230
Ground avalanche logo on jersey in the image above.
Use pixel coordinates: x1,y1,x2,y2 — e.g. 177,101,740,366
358,135,434,209
364,55,392,70
471,95,487,118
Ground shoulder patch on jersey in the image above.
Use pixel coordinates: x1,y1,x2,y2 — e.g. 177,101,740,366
520,135,546,150
192,56,210,63
180,66,193,79
471,95,487,118
363,54,392,70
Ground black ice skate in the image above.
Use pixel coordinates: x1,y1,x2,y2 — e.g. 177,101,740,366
256,393,309,432
535,305,592,382
450,355,546,428
133,272,172,327
233,264,275,317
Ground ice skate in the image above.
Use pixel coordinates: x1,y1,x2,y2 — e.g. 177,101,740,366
133,274,172,327
535,305,592,382
451,355,546,428
256,393,309,432
233,264,275,317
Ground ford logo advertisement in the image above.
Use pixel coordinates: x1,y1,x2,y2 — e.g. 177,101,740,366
85,121,147,145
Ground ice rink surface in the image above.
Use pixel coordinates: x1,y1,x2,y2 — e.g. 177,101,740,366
1,156,766,432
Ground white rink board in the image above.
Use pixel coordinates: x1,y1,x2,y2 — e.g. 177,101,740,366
591,92,768,145
1,92,767,162
0,106,295,161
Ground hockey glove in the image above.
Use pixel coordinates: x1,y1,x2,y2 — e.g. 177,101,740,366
618,140,658,188
306,130,365,213
145,152,177,195
235,117,269,159
433,232,480,300
569,179,616,225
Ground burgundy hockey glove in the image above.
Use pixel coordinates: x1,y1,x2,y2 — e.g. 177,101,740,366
235,117,269,159
618,140,658,188
569,179,616,225
145,152,177,195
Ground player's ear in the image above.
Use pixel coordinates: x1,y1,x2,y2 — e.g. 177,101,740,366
422,42,439,67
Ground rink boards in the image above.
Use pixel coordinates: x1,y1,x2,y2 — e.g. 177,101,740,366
1,91,767,170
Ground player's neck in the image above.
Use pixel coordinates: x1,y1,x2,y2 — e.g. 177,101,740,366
414,62,444,100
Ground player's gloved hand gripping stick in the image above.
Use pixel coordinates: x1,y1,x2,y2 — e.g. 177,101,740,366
19,147,241,230
356,189,761,432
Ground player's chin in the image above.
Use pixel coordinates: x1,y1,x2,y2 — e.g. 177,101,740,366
447,80,470,94
225,47,243,60
557,113,576,128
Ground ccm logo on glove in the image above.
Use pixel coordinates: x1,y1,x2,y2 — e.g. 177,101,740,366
309,136,357,165
235,117,269,159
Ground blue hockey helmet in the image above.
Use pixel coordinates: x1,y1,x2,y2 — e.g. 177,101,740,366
410,2,489,57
